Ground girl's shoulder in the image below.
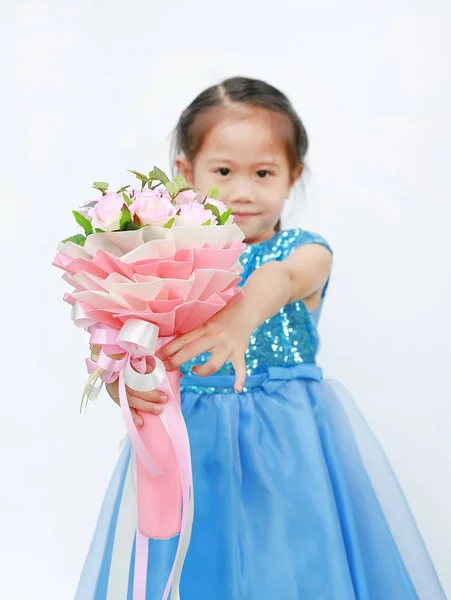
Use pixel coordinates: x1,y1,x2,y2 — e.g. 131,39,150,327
241,228,333,282
283,228,332,253
259,228,333,260
243,228,333,265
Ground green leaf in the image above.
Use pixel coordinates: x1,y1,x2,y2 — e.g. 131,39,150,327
204,203,221,220
72,210,93,235
164,181,179,196
174,175,187,188
153,166,169,184
207,184,220,200
119,207,131,230
148,179,163,189
201,219,212,226
117,185,130,194
164,217,175,229
93,181,109,194
148,169,156,179
122,192,131,205
125,221,140,231
218,208,232,225
94,228,103,233
61,234,86,246
128,170,149,183
173,186,194,198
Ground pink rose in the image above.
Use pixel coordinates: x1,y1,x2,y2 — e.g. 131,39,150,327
87,192,124,232
129,187,172,202
129,189,176,226
177,201,217,226
175,190,197,206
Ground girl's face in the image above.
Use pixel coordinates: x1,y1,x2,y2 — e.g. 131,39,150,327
176,108,301,244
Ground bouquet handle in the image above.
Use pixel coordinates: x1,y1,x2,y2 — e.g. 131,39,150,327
136,368,183,539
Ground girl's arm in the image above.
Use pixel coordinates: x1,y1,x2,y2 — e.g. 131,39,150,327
157,244,332,391
239,243,332,323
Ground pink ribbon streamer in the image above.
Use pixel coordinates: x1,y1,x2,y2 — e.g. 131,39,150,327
85,321,193,600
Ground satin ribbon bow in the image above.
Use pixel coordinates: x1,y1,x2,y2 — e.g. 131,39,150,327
261,364,323,393
87,319,167,477
238,364,323,395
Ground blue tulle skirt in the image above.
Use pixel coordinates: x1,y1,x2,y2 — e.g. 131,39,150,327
76,365,446,599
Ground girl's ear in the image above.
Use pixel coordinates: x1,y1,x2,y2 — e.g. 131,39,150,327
290,163,304,187
175,155,194,185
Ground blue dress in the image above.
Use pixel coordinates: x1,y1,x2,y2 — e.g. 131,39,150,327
76,229,446,600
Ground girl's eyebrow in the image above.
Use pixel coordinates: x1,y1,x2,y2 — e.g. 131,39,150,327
253,160,281,169
205,157,234,165
205,158,281,168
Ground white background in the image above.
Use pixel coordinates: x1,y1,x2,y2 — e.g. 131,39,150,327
1,1,450,598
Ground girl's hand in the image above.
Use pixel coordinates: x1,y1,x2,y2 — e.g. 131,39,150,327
156,300,254,392
105,379,168,427
156,243,331,392
96,348,168,427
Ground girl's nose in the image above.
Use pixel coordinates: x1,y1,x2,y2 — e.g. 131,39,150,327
227,180,255,204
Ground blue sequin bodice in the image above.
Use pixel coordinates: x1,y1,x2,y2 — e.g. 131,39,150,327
181,229,332,380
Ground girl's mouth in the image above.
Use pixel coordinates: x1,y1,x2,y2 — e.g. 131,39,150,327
233,212,259,219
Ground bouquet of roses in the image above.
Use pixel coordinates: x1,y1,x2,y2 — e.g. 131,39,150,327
53,167,245,599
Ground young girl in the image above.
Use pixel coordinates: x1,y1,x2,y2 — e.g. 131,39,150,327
76,77,446,599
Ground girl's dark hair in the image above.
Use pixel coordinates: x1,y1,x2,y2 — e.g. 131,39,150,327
173,76,309,171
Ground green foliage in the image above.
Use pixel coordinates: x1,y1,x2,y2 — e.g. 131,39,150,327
72,210,93,235
153,166,169,184
207,184,219,200
174,175,187,187
218,208,232,225
119,207,131,230
164,217,175,228
61,234,86,246
92,181,109,194
204,203,221,220
164,181,179,196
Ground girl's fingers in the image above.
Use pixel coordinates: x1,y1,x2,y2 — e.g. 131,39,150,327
231,353,247,393
156,326,207,361
128,394,166,415
130,407,143,427
125,386,167,404
164,333,219,370
192,347,230,378
106,381,119,405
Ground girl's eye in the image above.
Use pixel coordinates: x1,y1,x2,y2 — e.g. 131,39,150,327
217,167,231,176
256,169,271,178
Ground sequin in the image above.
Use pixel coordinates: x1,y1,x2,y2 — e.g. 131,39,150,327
181,229,332,393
